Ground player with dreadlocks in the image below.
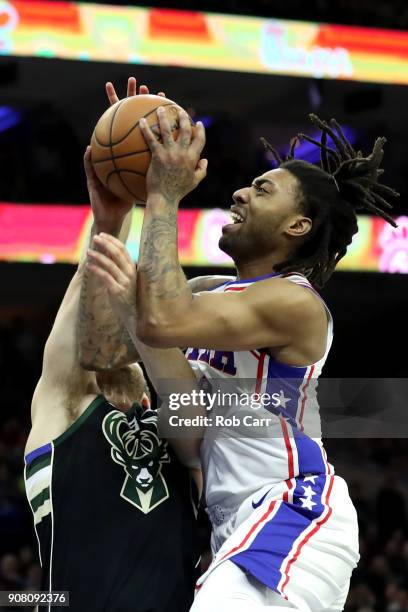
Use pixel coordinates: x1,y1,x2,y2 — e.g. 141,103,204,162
87,110,398,611
260,114,398,288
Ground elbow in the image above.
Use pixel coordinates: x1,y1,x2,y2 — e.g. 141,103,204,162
78,356,99,371
78,348,104,372
79,360,98,371
79,357,111,372
78,347,91,370
136,317,177,348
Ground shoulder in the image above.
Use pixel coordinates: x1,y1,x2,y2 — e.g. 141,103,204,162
31,368,96,422
246,276,325,318
188,275,236,292
240,277,327,343
27,383,99,456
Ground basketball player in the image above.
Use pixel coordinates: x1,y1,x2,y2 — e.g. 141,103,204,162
87,106,398,611
24,225,206,611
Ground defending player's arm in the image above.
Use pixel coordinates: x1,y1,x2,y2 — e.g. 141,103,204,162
78,77,150,371
77,197,140,371
29,263,95,450
79,80,141,371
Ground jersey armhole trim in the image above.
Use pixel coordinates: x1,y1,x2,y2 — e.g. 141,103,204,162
53,395,105,447
25,443,52,466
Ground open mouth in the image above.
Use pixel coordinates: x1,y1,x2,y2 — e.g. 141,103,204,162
230,211,245,224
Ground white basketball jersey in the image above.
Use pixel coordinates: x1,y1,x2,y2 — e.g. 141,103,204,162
186,272,334,526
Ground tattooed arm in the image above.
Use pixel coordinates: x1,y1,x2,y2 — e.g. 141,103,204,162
78,77,142,369
78,209,141,370
134,108,207,343
135,193,325,355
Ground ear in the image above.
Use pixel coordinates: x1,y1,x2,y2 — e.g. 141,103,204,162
141,393,150,410
285,215,312,238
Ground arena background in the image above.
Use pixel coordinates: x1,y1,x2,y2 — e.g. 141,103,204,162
0,1,408,610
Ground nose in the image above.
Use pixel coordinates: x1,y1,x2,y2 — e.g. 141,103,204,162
232,187,250,205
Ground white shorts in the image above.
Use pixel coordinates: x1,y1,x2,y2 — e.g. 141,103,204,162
194,475,359,611
191,559,350,611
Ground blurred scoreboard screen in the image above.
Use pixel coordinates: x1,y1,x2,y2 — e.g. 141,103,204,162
0,203,407,273
1,1,408,84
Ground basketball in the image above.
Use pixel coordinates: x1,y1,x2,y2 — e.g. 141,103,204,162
90,95,194,205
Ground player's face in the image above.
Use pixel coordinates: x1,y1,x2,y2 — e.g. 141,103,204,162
219,168,306,261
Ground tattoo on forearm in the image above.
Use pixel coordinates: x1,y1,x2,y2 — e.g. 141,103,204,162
150,154,194,204
78,259,139,369
139,209,190,300
108,325,140,368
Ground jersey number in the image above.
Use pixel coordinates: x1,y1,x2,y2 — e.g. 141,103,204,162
187,348,237,376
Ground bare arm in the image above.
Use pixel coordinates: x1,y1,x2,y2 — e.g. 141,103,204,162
89,228,327,360
27,216,102,456
135,193,325,355
134,107,208,344
135,190,327,365
31,267,95,427
78,206,141,370
140,265,326,359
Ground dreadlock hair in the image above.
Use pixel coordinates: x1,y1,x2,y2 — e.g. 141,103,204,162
260,114,399,289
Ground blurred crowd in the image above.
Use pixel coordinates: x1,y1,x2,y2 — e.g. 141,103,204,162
1,317,408,610
0,317,43,597
84,0,408,30
326,438,408,611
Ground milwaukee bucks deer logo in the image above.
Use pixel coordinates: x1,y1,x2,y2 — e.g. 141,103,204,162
103,409,170,514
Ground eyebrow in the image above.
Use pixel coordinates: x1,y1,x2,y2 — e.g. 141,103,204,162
252,178,276,188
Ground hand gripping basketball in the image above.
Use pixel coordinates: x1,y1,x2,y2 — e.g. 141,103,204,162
140,107,207,205
86,77,167,230
90,87,202,206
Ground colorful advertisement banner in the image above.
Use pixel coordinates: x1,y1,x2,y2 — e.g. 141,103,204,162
0,203,407,273
0,1,408,84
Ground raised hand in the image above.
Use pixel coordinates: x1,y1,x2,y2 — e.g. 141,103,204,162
86,77,168,232
84,146,133,233
105,76,166,106
139,107,207,205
